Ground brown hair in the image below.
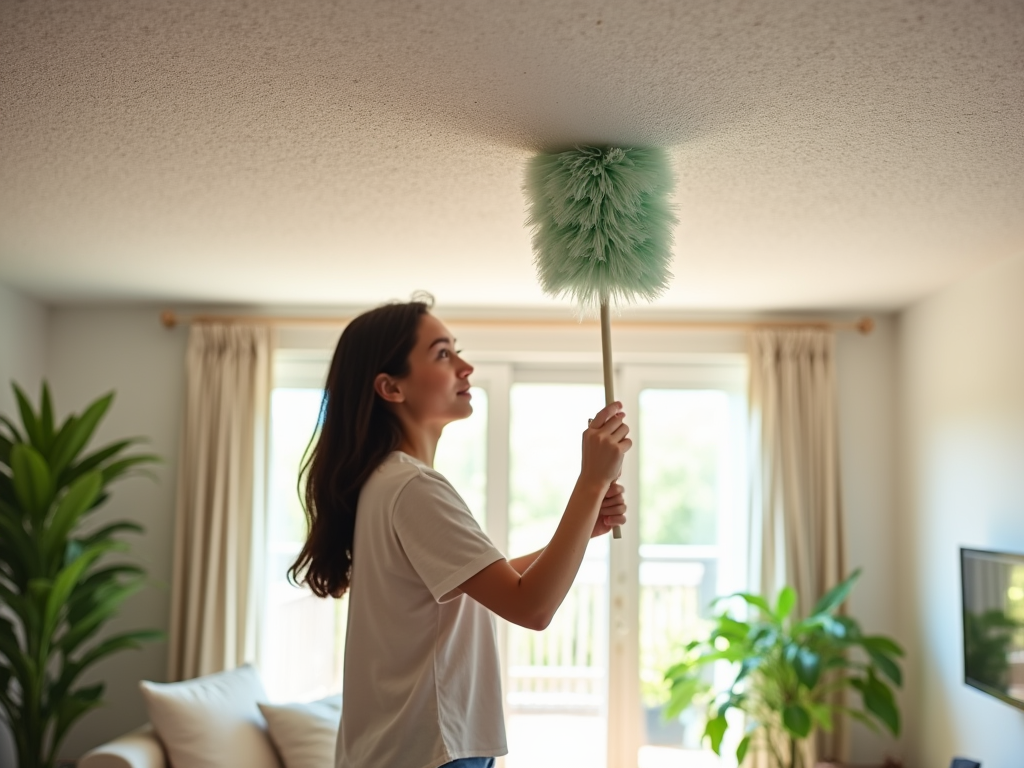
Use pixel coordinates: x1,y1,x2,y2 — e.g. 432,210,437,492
288,299,431,598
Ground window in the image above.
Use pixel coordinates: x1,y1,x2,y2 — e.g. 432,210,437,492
260,348,748,768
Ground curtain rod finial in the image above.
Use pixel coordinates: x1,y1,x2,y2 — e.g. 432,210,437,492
856,317,874,335
160,310,178,329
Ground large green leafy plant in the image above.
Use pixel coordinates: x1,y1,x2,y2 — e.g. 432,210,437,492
664,569,903,768
0,383,162,768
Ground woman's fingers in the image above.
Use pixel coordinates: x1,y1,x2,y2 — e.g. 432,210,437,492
601,492,624,508
591,401,624,428
609,420,629,441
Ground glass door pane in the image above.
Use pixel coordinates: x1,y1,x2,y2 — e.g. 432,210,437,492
264,387,348,702
505,382,608,768
435,387,489,526
637,389,732,768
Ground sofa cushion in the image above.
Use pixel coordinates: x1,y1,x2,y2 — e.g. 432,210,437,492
140,664,281,768
258,695,342,768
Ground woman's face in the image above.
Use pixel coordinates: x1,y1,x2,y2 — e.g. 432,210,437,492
392,312,474,427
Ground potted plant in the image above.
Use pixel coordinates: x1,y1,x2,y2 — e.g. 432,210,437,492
664,569,903,768
0,383,162,768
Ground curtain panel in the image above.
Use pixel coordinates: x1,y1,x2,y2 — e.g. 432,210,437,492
168,324,272,681
748,328,847,763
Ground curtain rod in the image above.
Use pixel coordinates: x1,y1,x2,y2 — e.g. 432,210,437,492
159,310,874,335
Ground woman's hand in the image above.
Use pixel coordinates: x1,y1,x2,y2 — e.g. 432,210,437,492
592,481,626,538
581,401,632,489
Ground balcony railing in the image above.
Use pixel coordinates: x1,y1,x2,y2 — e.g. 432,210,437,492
507,545,718,715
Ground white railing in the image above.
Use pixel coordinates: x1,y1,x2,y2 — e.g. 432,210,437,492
507,546,718,714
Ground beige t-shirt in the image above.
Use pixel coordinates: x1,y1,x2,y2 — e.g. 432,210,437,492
336,451,508,768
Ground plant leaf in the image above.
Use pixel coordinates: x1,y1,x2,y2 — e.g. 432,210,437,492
0,616,34,688
42,471,103,566
713,591,773,617
838,704,882,734
808,701,834,732
0,504,38,577
664,660,694,681
703,713,728,755
58,438,139,484
792,647,822,689
78,521,145,548
56,575,141,656
775,586,797,622
783,703,812,738
51,629,163,707
664,676,704,719
810,569,862,617
0,431,11,466
861,635,905,657
0,413,25,444
10,443,54,518
712,617,751,642
48,393,114,477
51,683,105,760
736,735,751,764
13,383,44,452
865,647,902,687
67,564,145,623
100,454,161,486
735,656,761,683
41,543,118,655
39,382,55,451
860,673,900,735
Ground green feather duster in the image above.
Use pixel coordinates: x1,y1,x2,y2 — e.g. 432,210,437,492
524,145,676,540
525,145,676,310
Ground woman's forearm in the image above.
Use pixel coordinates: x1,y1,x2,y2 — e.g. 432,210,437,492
515,476,607,628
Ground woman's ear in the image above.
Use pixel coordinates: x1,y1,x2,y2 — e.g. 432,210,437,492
374,372,405,404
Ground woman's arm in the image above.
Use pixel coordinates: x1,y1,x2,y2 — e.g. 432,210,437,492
506,482,625,574
459,402,630,630
508,549,544,575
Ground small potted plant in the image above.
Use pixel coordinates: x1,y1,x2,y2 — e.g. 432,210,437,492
664,569,903,768
0,383,163,768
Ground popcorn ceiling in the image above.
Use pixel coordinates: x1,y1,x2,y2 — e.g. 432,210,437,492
0,0,1021,309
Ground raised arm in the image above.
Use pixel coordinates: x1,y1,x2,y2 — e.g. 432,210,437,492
459,401,631,630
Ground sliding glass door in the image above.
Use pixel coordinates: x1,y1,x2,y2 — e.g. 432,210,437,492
263,354,747,768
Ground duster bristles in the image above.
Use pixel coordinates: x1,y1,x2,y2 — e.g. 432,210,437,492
525,146,676,311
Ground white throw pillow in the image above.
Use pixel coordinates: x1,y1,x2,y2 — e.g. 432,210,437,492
139,663,281,768
258,695,342,768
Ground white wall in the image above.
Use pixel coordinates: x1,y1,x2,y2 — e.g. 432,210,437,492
0,282,48,768
897,253,1024,768
44,307,188,759
0,281,47,418
835,316,905,763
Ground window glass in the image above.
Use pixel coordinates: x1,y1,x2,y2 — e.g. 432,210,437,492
434,387,488,526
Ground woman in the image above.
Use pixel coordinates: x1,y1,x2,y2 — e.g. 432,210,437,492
290,297,631,768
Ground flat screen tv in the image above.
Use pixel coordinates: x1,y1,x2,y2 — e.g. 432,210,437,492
961,547,1024,710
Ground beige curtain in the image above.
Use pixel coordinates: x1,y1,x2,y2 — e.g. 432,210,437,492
168,324,271,681
748,328,847,764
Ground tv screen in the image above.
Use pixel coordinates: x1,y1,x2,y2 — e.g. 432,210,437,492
961,547,1024,710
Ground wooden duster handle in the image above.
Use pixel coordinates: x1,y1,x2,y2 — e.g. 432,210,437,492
600,300,623,540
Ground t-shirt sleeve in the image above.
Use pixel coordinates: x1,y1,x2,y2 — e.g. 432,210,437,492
392,471,505,603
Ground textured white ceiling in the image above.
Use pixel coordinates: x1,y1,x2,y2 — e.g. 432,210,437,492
1,0,1022,311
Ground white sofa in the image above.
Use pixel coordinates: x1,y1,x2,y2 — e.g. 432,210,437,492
80,726,168,768
78,665,341,768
